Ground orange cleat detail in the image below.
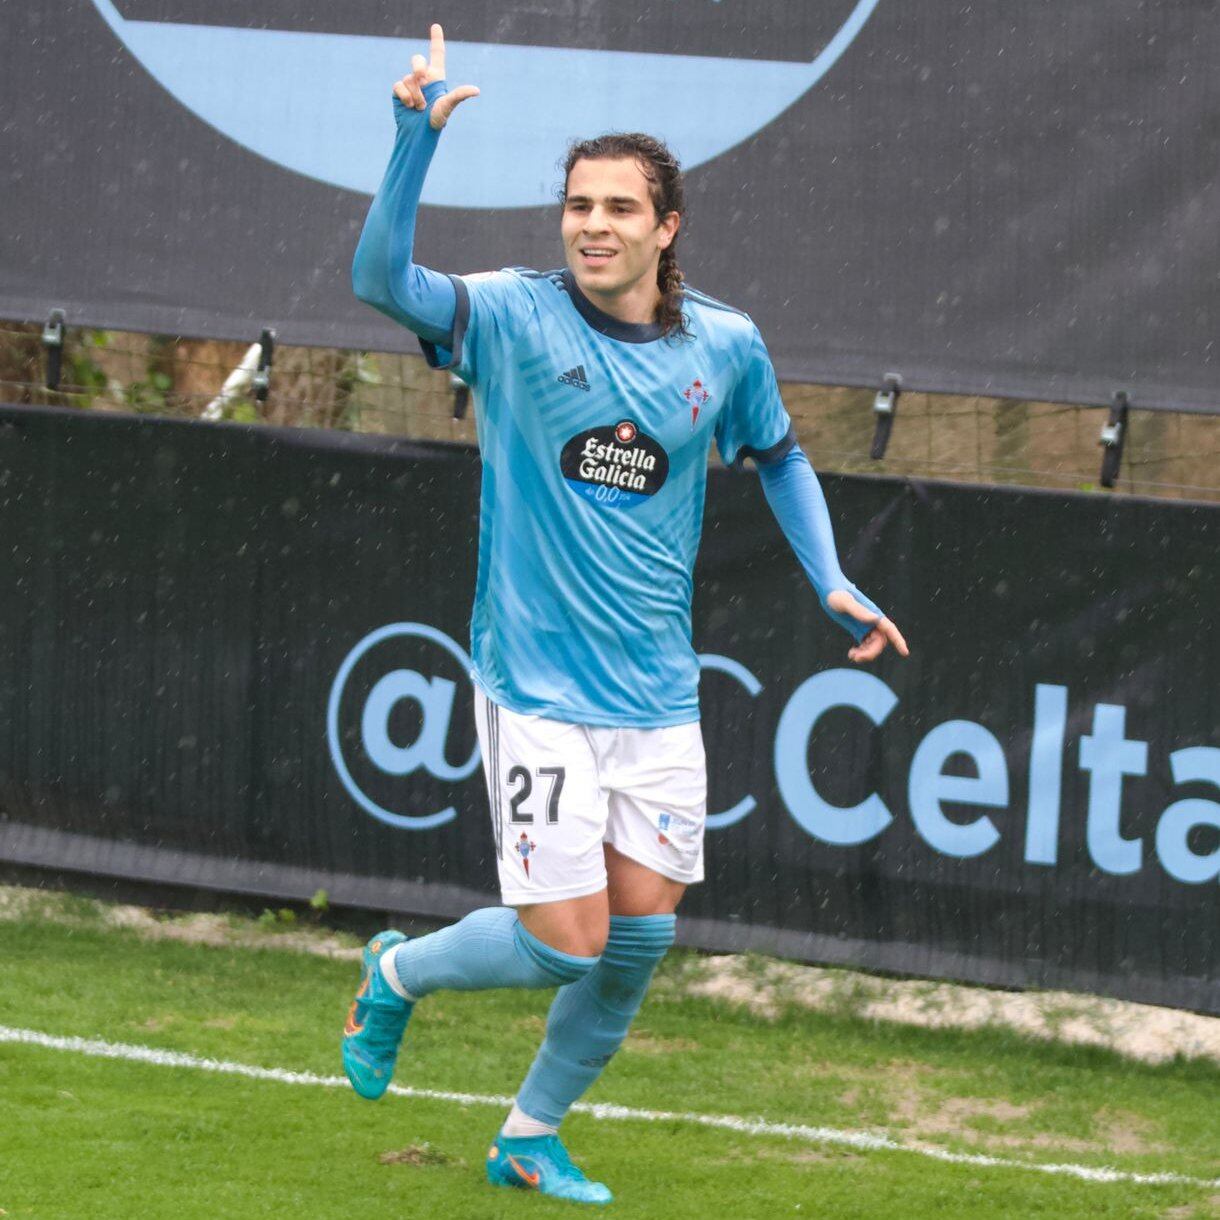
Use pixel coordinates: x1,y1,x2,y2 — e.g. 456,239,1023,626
343,976,370,1036
507,1155,541,1188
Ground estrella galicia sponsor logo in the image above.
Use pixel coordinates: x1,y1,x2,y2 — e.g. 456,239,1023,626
326,623,480,831
558,364,591,392
560,420,670,510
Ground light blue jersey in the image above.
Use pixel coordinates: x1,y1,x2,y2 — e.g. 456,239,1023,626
352,83,884,730
421,268,794,727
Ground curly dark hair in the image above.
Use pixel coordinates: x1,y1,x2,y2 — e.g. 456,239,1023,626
560,133,690,340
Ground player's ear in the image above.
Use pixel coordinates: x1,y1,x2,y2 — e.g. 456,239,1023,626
657,211,680,249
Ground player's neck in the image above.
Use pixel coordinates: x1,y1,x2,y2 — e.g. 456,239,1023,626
576,276,661,327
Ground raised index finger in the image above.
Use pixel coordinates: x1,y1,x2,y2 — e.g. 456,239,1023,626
429,22,446,77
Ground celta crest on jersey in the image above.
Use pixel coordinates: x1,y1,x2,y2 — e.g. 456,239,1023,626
682,379,712,428
560,422,670,510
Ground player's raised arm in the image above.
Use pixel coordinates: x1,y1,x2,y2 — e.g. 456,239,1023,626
351,24,479,343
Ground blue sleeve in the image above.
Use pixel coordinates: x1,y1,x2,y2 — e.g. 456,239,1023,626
756,445,886,643
351,81,457,348
418,268,538,386
714,324,797,467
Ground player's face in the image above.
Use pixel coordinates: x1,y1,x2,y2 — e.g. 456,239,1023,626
562,157,679,319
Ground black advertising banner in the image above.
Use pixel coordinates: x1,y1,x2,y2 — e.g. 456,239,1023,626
1,3,1217,413
1,404,1217,1013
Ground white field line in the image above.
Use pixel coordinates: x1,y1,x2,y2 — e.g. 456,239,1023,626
2,1024,1217,1190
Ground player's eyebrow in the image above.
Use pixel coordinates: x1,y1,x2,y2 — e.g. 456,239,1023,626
565,194,646,207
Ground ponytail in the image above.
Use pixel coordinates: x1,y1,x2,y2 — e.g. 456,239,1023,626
656,245,688,340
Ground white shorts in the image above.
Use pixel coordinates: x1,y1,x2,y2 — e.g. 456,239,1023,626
473,687,707,905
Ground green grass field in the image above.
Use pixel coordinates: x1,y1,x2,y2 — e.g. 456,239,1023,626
0,889,1216,1219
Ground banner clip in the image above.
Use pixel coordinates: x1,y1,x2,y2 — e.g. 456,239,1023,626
1098,390,1129,488
41,308,65,391
870,372,903,459
202,328,274,421
450,372,470,420
251,328,276,403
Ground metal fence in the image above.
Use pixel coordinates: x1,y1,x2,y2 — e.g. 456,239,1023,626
2,321,1217,502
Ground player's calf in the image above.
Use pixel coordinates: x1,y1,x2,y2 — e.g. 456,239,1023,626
342,910,599,1100
515,913,676,1126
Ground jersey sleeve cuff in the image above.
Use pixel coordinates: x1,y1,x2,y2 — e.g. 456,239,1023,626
733,422,798,469
826,584,886,643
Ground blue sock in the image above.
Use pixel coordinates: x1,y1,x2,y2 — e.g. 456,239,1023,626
514,913,676,1128
392,906,596,1000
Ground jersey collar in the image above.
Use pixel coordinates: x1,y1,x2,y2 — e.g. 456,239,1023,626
560,269,665,344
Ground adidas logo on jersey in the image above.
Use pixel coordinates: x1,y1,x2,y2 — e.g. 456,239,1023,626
558,364,591,391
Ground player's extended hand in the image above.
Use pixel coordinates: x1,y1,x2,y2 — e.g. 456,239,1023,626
825,590,910,664
392,23,479,130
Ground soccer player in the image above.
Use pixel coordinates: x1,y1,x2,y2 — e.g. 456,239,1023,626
344,25,908,1206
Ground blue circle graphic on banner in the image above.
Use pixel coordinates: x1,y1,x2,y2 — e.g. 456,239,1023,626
89,0,880,208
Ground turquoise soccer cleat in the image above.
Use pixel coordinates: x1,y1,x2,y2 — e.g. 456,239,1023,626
486,1133,613,1205
342,930,412,1100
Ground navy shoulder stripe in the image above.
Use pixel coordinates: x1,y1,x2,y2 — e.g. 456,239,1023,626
735,423,799,469
681,285,751,321
418,273,470,374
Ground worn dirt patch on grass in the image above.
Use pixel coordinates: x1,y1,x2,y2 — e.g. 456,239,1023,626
378,1143,461,1167
1165,1195,1220,1219
0,884,362,960
883,1087,1172,1158
1091,1108,1170,1158
680,954,1220,1067
626,1029,700,1056
892,1095,1034,1131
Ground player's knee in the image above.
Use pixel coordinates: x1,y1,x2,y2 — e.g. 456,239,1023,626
560,925,608,960
547,946,601,985
517,899,609,960
602,913,676,969
512,916,602,985
528,922,608,960
518,917,607,963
